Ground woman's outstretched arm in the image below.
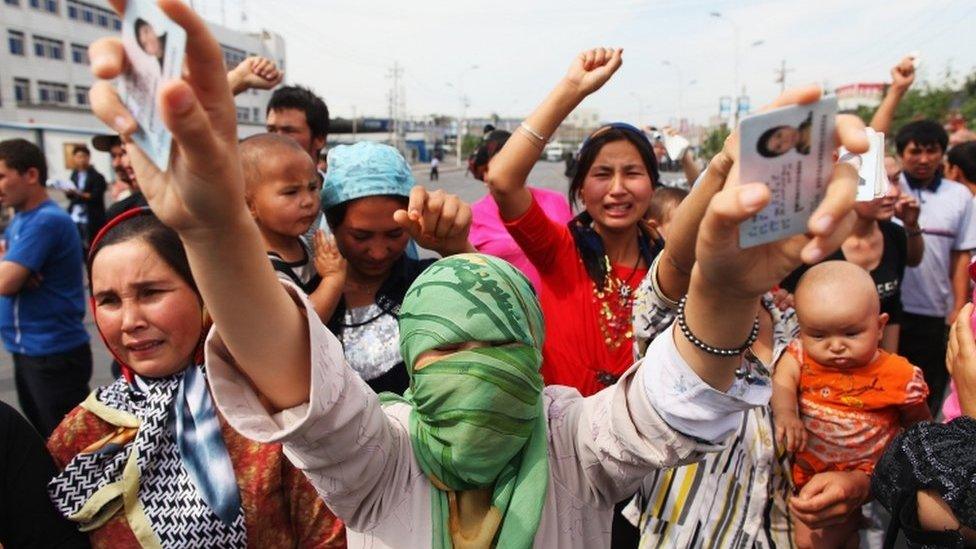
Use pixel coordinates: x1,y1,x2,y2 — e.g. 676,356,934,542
486,48,622,220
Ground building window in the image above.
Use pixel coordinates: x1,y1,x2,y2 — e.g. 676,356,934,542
66,0,118,28
71,43,88,64
5,0,21,6
75,85,89,106
14,78,29,104
29,0,56,12
38,81,68,105
221,44,247,71
252,107,260,121
8,30,25,56
236,106,250,122
33,35,64,60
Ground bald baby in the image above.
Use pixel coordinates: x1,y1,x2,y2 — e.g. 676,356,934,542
239,133,315,196
794,260,887,369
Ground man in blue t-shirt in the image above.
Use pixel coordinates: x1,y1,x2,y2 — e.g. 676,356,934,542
0,139,90,437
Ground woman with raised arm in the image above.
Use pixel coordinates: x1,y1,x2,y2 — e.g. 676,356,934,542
483,48,696,396
84,3,866,547
46,209,345,548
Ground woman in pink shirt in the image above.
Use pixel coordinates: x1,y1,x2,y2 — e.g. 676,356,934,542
468,130,573,291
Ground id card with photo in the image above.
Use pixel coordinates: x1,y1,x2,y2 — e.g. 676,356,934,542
839,127,885,202
119,0,186,171
738,96,837,248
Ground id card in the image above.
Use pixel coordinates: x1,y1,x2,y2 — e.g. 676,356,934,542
839,127,885,202
664,134,690,161
119,0,186,170
738,96,837,248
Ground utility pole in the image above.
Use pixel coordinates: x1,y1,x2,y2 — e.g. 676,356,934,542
774,60,794,93
387,62,403,150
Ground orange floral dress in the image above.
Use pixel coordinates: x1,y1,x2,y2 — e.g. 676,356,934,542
48,405,346,548
788,343,928,488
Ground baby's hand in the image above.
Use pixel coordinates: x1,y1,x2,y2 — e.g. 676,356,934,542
775,413,807,453
313,230,347,282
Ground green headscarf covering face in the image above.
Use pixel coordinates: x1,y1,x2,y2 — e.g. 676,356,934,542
385,254,549,549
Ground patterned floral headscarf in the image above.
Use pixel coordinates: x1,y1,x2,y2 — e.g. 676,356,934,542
383,254,549,549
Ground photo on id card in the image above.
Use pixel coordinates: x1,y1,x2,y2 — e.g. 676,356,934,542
738,96,837,248
119,0,186,171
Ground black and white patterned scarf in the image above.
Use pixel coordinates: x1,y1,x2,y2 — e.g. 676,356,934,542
48,366,246,548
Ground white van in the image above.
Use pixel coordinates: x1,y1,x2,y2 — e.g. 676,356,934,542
543,142,565,162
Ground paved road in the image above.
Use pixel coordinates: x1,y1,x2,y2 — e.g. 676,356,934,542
0,159,679,413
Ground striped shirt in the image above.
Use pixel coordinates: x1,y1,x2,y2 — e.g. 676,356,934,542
629,284,799,548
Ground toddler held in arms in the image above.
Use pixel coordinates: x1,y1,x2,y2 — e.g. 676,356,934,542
240,134,346,322
772,260,931,548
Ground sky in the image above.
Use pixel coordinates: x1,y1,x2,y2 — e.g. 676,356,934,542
194,0,976,126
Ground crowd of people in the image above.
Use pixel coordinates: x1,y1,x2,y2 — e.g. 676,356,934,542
0,4,975,548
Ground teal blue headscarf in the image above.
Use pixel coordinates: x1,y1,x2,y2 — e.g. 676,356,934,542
322,142,414,208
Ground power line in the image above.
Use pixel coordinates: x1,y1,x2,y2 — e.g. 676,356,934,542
773,60,794,92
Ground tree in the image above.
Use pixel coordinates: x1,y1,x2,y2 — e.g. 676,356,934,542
853,68,976,140
700,124,731,160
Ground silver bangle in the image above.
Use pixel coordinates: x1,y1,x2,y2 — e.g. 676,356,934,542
676,296,759,357
519,122,549,144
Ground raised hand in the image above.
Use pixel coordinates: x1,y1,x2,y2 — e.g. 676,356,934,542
891,56,916,92
87,0,312,411
88,0,246,236
228,55,283,95
563,47,623,98
313,230,347,282
693,85,868,301
392,186,474,257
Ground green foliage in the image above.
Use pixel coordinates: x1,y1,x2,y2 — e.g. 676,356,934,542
700,124,731,160
856,69,976,138
461,133,482,158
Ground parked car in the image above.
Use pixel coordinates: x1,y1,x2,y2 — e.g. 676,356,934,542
543,142,565,161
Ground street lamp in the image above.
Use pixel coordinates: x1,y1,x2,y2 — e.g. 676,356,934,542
447,64,480,167
711,11,765,124
710,11,740,123
629,92,645,128
661,60,685,125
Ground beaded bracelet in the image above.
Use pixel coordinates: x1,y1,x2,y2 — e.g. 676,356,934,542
676,295,759,357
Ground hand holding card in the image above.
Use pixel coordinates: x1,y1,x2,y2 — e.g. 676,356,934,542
691,85,867,303
737,96,839,247
88,0,247,235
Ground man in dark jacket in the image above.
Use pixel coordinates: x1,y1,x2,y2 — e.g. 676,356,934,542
66,144,106,247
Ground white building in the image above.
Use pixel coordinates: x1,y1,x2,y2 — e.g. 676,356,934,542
835,82,885,113
0,0,284,179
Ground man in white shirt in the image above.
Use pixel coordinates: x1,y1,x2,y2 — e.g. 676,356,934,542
896,120,976,412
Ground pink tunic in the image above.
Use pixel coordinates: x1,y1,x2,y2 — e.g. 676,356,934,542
469,186,572,291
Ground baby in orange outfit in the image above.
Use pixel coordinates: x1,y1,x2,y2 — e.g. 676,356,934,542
772,260,931,548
